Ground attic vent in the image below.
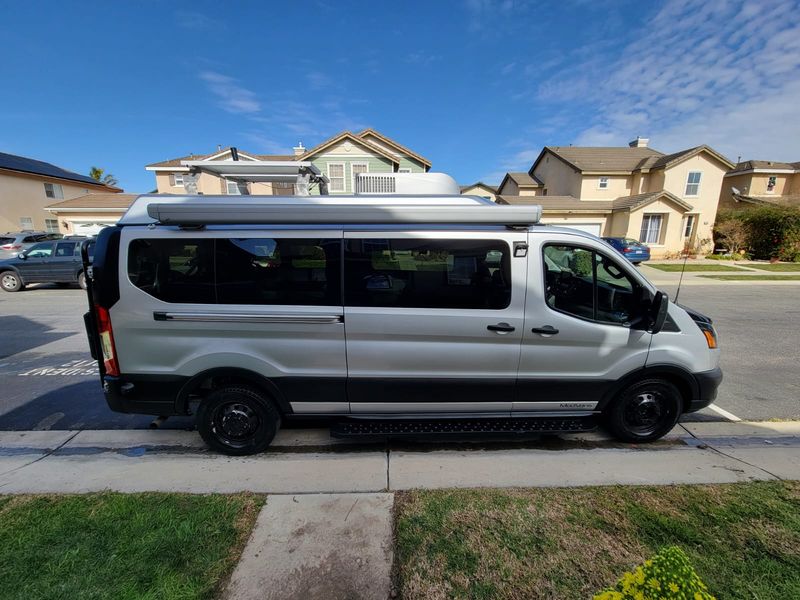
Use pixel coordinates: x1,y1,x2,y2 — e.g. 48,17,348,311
355,173,396,194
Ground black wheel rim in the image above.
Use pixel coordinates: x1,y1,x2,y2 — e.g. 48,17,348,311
210,399,261,448
622,390,670,436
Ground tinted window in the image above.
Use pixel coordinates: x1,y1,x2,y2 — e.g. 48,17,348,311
543,245,641,325
0,237,14,246
55,242,77,257
128,239,215,303
344,239,511,309
26,242,53,258
216,238,341,305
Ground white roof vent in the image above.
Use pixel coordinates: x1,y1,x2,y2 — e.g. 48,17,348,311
355,172,460,195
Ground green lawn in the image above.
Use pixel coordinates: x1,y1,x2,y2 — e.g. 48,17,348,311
647,263,745,272
745,263,800,272
395,482,800,600
700,275,800,281
0,493,263,600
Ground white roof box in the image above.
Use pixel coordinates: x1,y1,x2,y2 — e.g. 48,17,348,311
118,194,542,227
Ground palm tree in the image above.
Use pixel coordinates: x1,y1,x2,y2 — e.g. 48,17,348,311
89,166,118,187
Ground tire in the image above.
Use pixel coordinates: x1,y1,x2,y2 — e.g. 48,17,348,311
605,379,683,443
77,271,87,290
197,385,281,455
0,271,23,292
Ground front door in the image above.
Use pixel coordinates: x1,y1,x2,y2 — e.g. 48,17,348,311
515,233,651,413
343,230,528,413
18,241,55,282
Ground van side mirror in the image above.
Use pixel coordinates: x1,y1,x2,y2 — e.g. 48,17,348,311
649,290,669,334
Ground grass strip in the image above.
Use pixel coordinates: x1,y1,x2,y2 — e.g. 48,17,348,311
646,263,745,272
744,263,800,272
395,482,800,600
0,492,264,600
700,275,800,281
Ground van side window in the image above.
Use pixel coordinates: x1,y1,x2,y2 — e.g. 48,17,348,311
128,239,215,304
543,245,640,325
344,239,511,309
216,238,341,305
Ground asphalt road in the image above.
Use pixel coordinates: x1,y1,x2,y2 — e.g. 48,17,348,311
0,282,798,431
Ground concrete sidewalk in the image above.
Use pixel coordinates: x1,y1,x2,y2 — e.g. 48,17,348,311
1,421,797,494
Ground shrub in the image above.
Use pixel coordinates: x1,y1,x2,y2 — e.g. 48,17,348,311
594,546,715,600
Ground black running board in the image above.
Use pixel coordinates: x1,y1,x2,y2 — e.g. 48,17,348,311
331,416,597,439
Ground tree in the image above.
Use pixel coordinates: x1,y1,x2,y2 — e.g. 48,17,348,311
89,166,118,187
714,217,749,255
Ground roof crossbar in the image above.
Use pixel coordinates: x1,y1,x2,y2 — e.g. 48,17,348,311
145,201,542,226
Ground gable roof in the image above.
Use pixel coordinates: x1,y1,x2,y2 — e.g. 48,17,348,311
726,159,800,175
460,182,497,193
496,190,692,214
356,128,431,168
146,147,293,169
612,190,693,212
0,151,120,190
637,145,734,171
497,171,543,194
46,193,138,210
532,146,664,175
294,131,400,165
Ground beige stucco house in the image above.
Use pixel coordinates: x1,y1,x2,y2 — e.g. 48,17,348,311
145,128,431,196
0,151,120,234
459,182,497,202
719,160,800,210
46,193,138,236
495,138,734,257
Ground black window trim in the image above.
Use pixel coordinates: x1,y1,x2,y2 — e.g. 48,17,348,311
541,241,644,328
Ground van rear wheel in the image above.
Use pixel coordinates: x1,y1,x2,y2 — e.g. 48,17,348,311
197,386,280,455
606,379,682,443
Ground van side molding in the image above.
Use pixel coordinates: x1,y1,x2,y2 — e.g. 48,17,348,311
152,311,343,324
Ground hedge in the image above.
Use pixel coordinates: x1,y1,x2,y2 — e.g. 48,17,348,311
714,205,800,261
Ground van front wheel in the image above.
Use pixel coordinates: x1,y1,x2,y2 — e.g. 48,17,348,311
197,386,280,455
606,379,682,443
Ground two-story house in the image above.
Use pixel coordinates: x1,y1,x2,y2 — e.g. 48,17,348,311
719,160,800,210
145,128,430,196
495,138,734,257
0,151,121,234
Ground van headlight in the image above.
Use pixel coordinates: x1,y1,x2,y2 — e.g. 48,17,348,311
696,321,718,349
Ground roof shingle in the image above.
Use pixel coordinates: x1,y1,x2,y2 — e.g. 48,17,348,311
46,193,138,210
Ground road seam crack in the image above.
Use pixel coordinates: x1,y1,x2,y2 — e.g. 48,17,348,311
0,429,82,480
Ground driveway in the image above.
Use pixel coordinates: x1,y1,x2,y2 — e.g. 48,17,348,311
0,282,798,431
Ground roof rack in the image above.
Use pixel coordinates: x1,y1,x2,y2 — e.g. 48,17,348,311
125,195,542,227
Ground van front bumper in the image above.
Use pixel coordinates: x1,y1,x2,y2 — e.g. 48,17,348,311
103,375,188,416
687,367,723,412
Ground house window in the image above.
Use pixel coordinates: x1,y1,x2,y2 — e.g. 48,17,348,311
45,219,60,233
44,183,63,199
226,179,243,195
640,214,663,244
398,168,412,173
685,171,702,196
767,176,777,193
328,163,345,192
351,162,369,191
683,215,696,238
171,173,185,187
19,217,34,230
598,176,609,189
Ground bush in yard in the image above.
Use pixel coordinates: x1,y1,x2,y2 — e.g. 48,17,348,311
739,206,800,261
594,546,715,600
713,213,749,256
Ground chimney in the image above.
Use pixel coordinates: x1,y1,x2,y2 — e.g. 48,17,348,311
629,136,649,148
293,142,306,157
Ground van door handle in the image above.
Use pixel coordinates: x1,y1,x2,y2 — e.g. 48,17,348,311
531,325,559,335
487,323,515,333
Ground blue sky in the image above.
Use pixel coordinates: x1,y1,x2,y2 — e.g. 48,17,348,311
1,0,799,192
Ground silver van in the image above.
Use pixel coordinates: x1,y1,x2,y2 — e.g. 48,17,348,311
82,193,721,455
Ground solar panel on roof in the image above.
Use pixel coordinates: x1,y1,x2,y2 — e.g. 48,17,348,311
0,152,101,186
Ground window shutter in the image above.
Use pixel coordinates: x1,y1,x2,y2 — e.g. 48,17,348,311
169,173,176,186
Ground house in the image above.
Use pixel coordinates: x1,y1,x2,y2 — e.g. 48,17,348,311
719,160,800,210
0,151,121,234
45,193,138,236
145,128,431,196
495,138,734,257
460,182,497,202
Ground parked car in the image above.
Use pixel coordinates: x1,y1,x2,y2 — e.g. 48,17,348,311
0,231,62,260
0,236,94,292
602,237,651,264
83,193,721,455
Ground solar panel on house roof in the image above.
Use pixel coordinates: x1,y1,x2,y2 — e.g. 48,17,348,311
0,151,101,186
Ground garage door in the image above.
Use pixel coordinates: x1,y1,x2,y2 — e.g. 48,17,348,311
70,221,115,236
561,223,602,237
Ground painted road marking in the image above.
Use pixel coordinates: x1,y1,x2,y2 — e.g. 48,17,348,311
708,403,742,422
17,359,97,377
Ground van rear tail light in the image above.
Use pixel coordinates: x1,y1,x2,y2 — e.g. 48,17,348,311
94,305,120,376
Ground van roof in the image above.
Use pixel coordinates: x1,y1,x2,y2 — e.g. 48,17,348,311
118,194,542,227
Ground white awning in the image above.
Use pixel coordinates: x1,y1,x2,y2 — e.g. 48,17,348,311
180,160,323,183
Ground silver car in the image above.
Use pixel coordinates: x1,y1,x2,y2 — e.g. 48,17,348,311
0,231,62,259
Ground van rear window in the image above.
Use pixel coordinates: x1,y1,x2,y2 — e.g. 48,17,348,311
127,238,341,305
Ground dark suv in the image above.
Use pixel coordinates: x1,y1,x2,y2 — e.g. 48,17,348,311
0,237,94,292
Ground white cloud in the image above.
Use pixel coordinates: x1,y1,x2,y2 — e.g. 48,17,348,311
536,0,800,160
306,71,333,90
199,71,261,114
175,10,218,30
